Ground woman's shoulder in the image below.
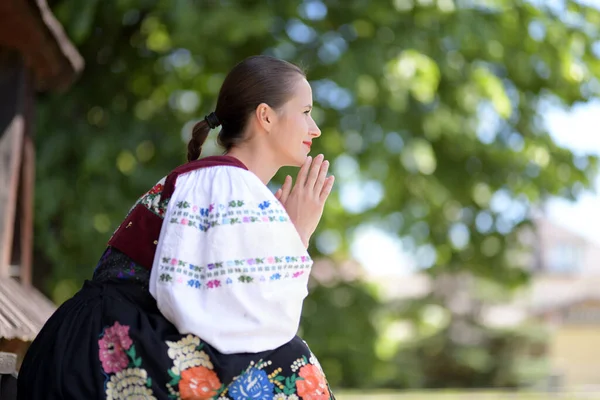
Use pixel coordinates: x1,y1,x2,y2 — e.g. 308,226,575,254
169,155,247,180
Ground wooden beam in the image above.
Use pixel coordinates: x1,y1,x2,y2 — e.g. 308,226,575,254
18,134,34,286
0,117,24,278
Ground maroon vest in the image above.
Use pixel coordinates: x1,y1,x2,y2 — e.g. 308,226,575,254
107,156,248,269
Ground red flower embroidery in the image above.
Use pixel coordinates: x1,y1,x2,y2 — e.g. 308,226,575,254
98,322,133,374
296,364,330,400
179,366,221,399
148,183,163,195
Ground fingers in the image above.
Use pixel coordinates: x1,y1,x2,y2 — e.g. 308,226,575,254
319,175,335,202
306,154,324,189
314,159,329,193
279,175,292,204
275,188,282,200
296,156,312,187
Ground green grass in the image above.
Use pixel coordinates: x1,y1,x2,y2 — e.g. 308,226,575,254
335,391,600,400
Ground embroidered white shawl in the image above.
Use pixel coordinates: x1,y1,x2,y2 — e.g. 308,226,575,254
148,166,312,354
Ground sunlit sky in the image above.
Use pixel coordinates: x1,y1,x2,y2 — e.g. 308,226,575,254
352,100,600,277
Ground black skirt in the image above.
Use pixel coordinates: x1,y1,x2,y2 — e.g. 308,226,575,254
17,248,335,400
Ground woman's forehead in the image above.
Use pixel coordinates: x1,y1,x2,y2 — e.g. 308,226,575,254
289,78,313,104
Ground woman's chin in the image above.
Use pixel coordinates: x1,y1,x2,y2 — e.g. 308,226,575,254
284,154,308,168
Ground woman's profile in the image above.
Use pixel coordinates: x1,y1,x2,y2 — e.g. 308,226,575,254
18,55,337,400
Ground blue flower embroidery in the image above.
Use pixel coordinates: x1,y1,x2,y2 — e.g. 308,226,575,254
229,367,274,400
258,201,270,210
187,279,201,288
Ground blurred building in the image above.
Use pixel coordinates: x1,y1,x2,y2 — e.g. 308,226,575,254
0,0,83,367
370,216,600,389
528,218,600,390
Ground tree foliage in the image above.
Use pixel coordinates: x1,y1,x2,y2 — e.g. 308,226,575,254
34,0,600,389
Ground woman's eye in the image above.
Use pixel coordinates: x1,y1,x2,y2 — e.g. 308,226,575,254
304,110,311,114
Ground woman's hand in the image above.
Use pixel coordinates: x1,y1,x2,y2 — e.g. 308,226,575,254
275,154,335,248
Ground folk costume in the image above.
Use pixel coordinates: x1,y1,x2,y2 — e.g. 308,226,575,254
18,155,335,400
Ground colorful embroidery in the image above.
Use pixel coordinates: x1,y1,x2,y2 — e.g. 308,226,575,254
156,334,333,399
296,364,330,400
99,322,133,374
217,356,331,400
116,261,148,280
180,366,222,399
168,198,289,232
165,334,224,400
137,178,169,217
156,254,312,289
228,365,274,400
98,321,156,400
273,395,299,400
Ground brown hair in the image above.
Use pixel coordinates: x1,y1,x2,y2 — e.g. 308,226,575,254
187,55,305,162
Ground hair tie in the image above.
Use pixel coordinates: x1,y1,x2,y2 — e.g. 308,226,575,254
204,112,221,129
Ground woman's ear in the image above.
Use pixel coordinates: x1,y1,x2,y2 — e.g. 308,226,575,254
255,103,276,133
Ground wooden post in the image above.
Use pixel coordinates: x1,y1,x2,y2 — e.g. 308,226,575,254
0,55,27,279
0,119,24,278
19,134,34,286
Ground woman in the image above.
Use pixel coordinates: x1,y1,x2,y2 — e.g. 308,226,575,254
18,55,336,400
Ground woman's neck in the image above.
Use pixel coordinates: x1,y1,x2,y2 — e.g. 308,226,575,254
225,144,279,185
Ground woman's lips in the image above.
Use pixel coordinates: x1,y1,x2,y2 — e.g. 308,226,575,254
303,141,312,149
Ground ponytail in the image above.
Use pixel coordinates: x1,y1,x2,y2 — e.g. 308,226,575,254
187,112,221,162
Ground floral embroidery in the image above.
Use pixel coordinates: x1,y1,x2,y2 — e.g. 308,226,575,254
166,335,213,373
159,337,333,400
296,364,330,400
273,395,299,400
98,322,156,400
105,368,155,400
180,366,221,399
149,183,164,195
290,356,308,373
98,322,133,374
137,178,168,217
116,262,147,280
156,254,312,289
228,366,274,400
168,198,289,232
166,335,224,400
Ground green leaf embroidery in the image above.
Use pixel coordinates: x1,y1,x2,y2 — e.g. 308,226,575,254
126,345,137,359
168,368,181,386
284,374,298,394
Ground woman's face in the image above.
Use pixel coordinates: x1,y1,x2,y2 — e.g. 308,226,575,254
269,77,321,167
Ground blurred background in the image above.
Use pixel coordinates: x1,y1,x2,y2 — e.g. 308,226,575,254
1,0,600,398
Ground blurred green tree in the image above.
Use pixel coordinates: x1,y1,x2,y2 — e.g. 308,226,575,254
34,0,599,390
